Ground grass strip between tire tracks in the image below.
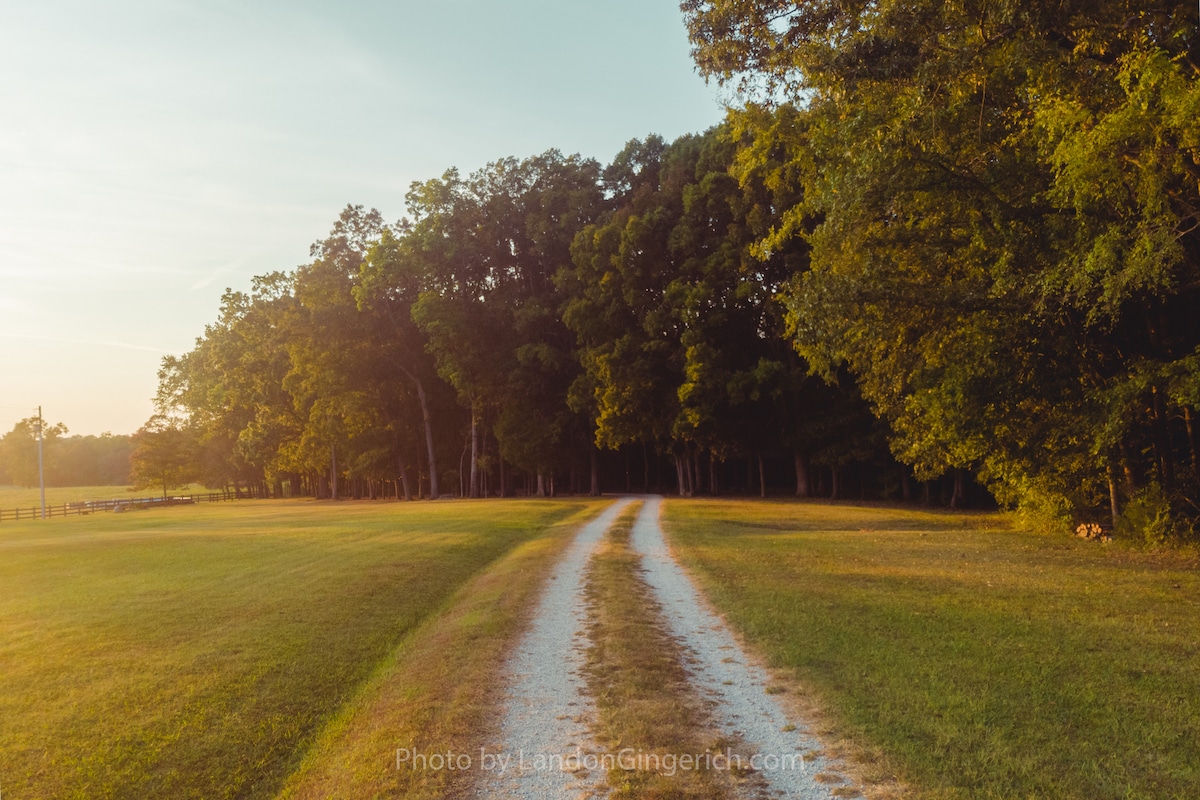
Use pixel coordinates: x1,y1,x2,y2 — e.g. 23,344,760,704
582,501,741,800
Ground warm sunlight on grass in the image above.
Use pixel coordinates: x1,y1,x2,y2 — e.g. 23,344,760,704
0,483,208,510
278,500,609,799
0,498,600,799
664,499,1200,800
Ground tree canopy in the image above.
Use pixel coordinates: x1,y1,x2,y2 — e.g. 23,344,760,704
683,0,1200,533
152,131,898,504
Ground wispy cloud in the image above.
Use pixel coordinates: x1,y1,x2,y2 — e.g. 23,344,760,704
189,266,236,291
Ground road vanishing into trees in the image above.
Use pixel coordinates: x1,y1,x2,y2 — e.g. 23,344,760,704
475,497,858,799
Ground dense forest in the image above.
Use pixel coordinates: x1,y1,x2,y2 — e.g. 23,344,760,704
135,0,1196,541
146,133,903,506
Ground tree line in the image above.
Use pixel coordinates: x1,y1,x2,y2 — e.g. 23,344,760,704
147,131,917,506
143,0,1198,539
0,420,132,488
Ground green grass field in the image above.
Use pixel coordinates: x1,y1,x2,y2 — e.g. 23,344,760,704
0,497,604,799
663,499,1200,800
9,495,1199,799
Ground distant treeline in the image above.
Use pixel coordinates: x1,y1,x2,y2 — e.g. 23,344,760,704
141,1,1198,540
0,420,132,487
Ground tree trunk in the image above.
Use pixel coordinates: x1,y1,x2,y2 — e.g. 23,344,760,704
414,376,439,500
675,456,687,497
499,453,508,498
1185,406,1200,486
830,466,840,501
399,456,412,501
1151,386,1175,491
480,425,489,497
709,455,719,497
950,469,964,510
330,444,338,501
1119,442,1137,496
794,450,810,498
589,447,600,496
642,442,651,491
536,471,546,497
469,408,479,498
1107,462,1120,531
757,452,767,499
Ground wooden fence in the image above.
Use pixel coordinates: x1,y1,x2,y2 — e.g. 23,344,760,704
0,492,239,523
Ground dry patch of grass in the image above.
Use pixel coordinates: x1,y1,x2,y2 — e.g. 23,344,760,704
582,503,738,800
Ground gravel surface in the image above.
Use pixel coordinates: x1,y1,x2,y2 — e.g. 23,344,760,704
475,497,632,799
630,496,846,800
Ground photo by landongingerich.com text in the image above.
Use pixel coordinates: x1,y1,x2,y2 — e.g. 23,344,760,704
395,747,809,777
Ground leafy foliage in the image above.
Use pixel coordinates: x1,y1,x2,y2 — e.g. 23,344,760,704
684,0,1200,529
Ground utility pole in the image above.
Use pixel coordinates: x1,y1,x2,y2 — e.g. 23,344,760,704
37,406,46,519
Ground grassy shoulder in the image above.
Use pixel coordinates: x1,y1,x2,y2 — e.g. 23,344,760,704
276,500,610,799
663,499,1200,800
583,502,736,800
0,498,604,800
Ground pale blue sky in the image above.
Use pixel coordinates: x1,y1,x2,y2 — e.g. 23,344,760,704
0,0,724,436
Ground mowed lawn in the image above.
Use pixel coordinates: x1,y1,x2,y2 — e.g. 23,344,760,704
0,498,598,799
0,485,208,511
663,500,1200,800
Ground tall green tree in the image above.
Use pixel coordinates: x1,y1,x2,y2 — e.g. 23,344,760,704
294,206,443,500
157,271,301,495
565,127,887,495
357,224,462,500
402,152,605,496
130,414,198,498
684,0,1200,526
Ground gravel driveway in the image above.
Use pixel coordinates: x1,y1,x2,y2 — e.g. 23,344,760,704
475,497,632,799
477,495,849,799
630,496,847,799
